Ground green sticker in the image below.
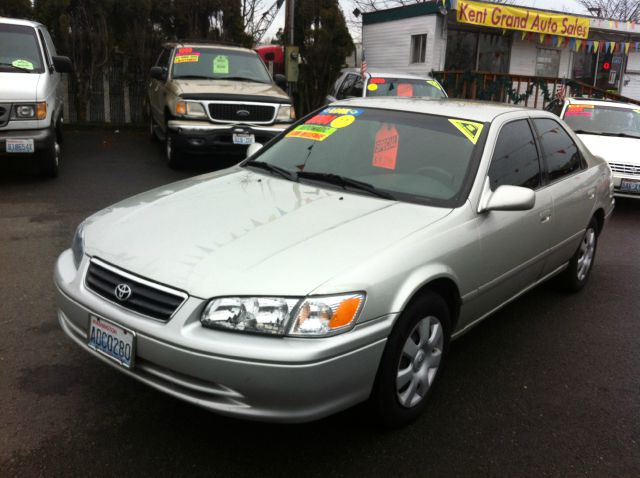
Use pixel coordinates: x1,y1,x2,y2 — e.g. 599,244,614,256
12,59,34,70
213,55,229,74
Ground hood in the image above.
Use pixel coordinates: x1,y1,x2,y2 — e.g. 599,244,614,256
171,79,289,102
85,169,451,298
578,133,640,166
0,72,41,102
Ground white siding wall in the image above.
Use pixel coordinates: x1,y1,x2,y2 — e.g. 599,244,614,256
363,15,445,75
621,72,640,100
509,37,572,77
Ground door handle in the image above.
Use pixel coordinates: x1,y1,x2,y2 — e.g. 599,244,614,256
587,188,596,200
539,209,552,223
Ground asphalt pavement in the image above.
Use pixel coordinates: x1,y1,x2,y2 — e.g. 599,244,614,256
0,129,638,477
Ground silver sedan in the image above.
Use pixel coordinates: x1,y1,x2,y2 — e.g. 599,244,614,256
54,99,614,426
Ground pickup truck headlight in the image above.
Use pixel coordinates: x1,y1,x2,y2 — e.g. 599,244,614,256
71,222,85,269
175,100,206,118
200,293,365,337
11,102,46,120
276,104,295,123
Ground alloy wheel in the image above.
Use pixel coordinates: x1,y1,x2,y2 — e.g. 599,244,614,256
576,227,596,281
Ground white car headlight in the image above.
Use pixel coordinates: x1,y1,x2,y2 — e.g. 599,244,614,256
71,222,85,269
276,104,295,123
201,293,365,337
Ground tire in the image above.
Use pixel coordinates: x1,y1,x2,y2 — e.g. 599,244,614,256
149,114,158,142
369,291,451,428
555,217,599,292
39,135,60,178
165,134,181,169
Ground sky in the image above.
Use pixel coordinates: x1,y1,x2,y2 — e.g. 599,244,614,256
263,0,586,43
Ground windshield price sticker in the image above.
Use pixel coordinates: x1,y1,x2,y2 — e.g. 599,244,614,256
213,55,229,74
397,83,414,97
174,53,200,63
322,107,363,117
565,104,594,117
373,124,399,170
426,79,444,91
307,113,356,129
12,59,34,70
367,83,378,92
448,119,484,144
287,124,337,141
178,47,192,55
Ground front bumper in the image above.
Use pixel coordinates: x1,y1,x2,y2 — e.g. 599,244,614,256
167,120,291,155
54,250,394,423
0,127,54,157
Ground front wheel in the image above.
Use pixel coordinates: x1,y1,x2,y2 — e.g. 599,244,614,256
165,134,181,169
39,136,60,178
555,217,599,292
369,291,450,428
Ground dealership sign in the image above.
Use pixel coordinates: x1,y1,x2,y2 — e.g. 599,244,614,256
457,0,590,39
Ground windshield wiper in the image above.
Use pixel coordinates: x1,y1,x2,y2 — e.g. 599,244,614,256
0,62,33,72
243,160,296,181
297,171,395,200
573,129,640,139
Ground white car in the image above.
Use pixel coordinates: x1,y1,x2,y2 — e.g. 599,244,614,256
547,97,640,199
326,69,446,104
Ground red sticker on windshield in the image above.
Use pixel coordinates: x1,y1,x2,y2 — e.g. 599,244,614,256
397,83,414,97
373,124,399,170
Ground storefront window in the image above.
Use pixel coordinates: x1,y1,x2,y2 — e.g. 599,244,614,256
571,51,597,86
535,48,560,77
596,53,623,92
445,29,510,73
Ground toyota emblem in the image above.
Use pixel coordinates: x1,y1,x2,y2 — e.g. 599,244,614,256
114,283,132,301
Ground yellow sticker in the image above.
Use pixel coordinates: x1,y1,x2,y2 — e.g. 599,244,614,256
330,115,355,128
174,55,199,63
448,119,484,144
367,83,378,91
286,124,337,141
426,79,444,91
633,109,640,114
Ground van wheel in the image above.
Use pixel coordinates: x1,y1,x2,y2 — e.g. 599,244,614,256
40,137,60,178
149,115,158,142
165,135,181,169
369,291,450,428
555,217,599,292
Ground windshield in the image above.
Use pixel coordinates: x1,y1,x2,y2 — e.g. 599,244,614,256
247,107,485,206
0,24,44,73
171,47,272,83
366,78,446,98
562,104,640,138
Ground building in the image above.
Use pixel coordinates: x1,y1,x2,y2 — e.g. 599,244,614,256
362,0,640,101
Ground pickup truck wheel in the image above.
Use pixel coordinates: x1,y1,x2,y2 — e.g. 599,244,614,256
369,291,450,428
149,115,158,142
39,136,60,178
165,135,181,169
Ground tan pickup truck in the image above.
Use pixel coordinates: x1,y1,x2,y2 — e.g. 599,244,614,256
148,42,295,167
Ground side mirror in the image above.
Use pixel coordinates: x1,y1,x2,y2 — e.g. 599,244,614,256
484,185,536,212
150,66,167,81
246,142,263,158
52,55,73,73
274,73,287,89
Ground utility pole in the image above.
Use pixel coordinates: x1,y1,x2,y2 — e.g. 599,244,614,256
283,0,297,97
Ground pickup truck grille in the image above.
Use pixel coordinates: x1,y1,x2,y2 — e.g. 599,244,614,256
0,104,10,127
208,103,276,123
609,162,640,177
85,258,187,321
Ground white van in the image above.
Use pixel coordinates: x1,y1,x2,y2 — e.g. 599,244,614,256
0,17,72,177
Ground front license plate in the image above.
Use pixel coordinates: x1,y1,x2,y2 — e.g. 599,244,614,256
88,316,135,368
233,133,255,145
6,139,34,153
619,179,640,193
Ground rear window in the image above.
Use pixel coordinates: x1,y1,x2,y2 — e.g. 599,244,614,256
366,78,446,98
250,107,486,206
171,47,271,84
0,23,44,73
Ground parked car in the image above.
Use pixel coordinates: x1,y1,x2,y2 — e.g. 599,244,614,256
0,17,72,177
546,96,640,199
326,68,447,104
148,41,295,168
55,99,613,427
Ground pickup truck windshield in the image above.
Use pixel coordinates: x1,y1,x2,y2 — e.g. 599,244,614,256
171,47,271,84
0,24,44,73
249,107,484,206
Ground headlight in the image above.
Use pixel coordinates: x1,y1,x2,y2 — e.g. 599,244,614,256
11,102,46,120
201,297,300,335
289,293,364,337
186,102,206,118
71,222,85,269
200,293,365,337
276,104,295,122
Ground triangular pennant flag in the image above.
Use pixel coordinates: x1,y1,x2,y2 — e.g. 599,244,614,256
615,20,619,28
625,42,631,55
594,41,600,52
558,37,564,48
576,40,583,51
552,36,558,46
636,41,640,51
540,34,545,43
610,41,616,53
521,31,526,40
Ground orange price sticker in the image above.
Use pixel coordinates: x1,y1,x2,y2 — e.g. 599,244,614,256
397,83,414,97
372,124,399,170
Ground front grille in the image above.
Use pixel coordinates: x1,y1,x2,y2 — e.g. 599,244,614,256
85,259,186,321
208,103,276,122
609,162,640,177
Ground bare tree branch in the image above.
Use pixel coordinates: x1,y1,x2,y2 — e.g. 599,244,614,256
575,0,640,21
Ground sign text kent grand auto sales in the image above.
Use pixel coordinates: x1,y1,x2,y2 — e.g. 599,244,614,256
457,0,590,39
